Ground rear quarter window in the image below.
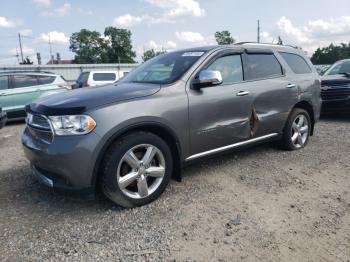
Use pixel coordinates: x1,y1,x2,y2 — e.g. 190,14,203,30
92,73,116,81
37,75,56,85
279,52,312,74
245,54,283,80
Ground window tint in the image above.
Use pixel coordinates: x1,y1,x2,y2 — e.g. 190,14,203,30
0,76,9,90
93,73,116,81
279,52,311,74
245,54,283,80
12,75,38,88
37,75,56,85
207,55,243,84
77,72,89,83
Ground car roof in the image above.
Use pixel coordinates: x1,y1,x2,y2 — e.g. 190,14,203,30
0,71,58,76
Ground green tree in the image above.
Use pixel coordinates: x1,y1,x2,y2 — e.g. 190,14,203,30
215,31,235,45
69,29,108,63
311,43,350,64
69,27,137,64
104,27,136,63
142,49,166,62
20,56,34,65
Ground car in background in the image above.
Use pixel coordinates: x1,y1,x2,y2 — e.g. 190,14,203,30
0,71,70,120
74,71,127,88
320,59,350,111
0,106,7,128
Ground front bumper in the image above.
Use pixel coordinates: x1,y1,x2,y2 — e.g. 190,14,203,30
22,126,101,192
0,111,7,128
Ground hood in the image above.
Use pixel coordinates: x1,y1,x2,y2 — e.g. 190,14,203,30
28,82,161,115
321,74,350,85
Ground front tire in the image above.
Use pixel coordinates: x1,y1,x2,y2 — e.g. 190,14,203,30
101,132,173,208
280,108,311,150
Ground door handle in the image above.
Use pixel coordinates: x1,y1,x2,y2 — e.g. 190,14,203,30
286,84,296,88
236,91,250,96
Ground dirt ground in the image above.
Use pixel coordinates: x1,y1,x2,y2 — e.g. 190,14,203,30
0,114,349,261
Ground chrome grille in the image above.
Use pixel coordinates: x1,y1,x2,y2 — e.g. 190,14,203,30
321,83,350,101
26,113,53,144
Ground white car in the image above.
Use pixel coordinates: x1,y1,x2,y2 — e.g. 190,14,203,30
75,71,128,88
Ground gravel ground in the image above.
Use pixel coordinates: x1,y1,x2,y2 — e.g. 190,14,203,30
0,114,350,261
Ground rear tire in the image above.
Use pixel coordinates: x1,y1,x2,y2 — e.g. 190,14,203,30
101,131,173,208
280,108,311,151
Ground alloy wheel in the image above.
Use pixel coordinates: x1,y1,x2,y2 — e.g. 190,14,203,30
117,144,166,199
291,114,309,148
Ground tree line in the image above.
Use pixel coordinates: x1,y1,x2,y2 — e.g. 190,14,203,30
68,27,350,64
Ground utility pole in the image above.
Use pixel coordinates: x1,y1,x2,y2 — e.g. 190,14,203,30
18,33,24,63
257,20,260,43
48,33,53,64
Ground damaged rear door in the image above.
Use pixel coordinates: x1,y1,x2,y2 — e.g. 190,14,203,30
242,49,298,136
187,50,257,156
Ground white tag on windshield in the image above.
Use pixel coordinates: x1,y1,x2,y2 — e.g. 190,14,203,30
182,52,204,57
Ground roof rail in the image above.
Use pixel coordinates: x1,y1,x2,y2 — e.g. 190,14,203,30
235,42,299,49
0,70,55,75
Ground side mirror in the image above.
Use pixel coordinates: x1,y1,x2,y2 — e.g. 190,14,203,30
192,70,223,89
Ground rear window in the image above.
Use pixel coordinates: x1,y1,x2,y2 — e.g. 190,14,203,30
279,52,311,74
37,75,56,85
12,75,39,88
77,72,89,83
93,73,116,81
245,54,283,80
0,76,9,90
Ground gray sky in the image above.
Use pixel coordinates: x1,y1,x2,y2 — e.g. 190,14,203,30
0,0,349,64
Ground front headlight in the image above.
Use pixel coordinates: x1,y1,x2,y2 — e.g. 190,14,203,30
49,115,96,136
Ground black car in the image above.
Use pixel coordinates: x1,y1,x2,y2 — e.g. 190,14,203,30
0,106,7,128
321,59,350,111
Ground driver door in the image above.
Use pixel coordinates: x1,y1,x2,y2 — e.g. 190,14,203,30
187,51,255,157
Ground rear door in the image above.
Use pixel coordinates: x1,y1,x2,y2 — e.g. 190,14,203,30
0,75,12,111
241,49,298,136
9,74,41,111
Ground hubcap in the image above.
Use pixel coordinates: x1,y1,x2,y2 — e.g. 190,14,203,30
117,144,166,199
291,114,309,148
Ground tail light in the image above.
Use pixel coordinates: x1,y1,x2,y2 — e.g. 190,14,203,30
58,84,72,90
84,83,91,88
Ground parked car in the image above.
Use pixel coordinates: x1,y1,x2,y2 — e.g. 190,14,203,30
320,59,350,111
74,71,127,88
23,43,321,207
0,106,7,128
0,71,70,120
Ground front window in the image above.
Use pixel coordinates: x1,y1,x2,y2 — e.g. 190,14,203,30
324,61,350,75
120,51,206,84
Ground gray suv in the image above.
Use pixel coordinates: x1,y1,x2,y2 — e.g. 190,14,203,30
23,43,321,207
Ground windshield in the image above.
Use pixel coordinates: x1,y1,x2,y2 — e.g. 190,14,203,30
120,50,206,84
324,60,350,75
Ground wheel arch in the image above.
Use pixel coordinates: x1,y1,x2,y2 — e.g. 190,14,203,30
91,121,183,188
